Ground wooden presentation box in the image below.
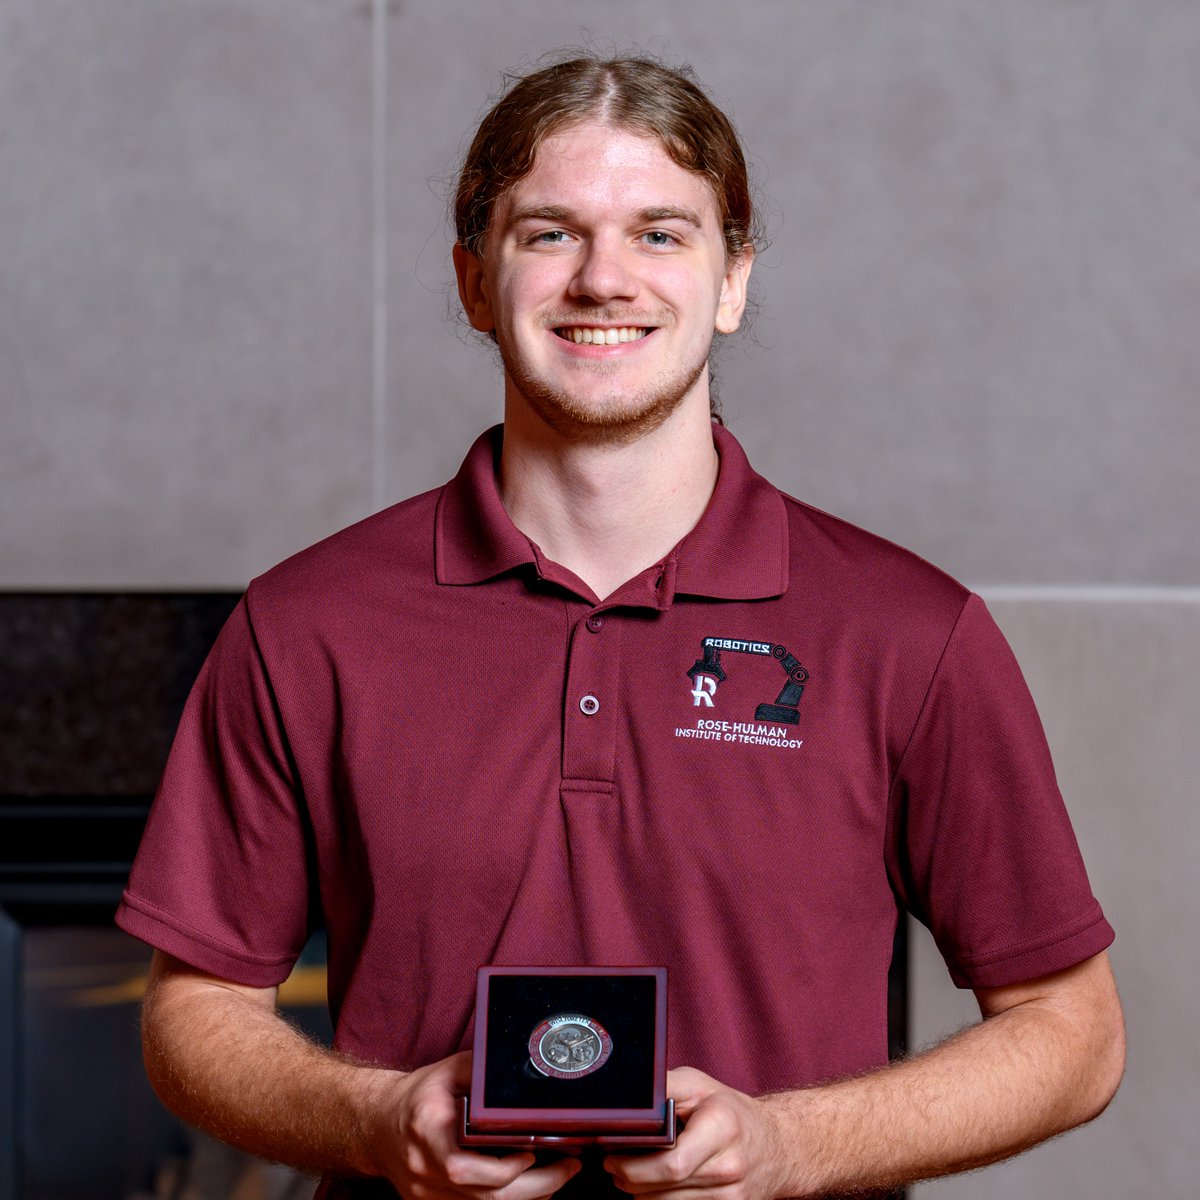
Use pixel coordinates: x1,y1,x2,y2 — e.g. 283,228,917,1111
459,965,675,1150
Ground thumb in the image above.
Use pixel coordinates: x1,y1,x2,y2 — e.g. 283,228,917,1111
667,1066,719,1120
436,1049,473,1092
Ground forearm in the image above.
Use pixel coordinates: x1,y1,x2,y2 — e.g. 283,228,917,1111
141,954,394,1178
141,953,580,1199
763,958,1125,1196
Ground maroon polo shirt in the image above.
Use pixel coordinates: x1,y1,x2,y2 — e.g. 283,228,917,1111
118,422,1112,1100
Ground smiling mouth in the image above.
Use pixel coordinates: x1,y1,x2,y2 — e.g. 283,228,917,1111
554,326,652,345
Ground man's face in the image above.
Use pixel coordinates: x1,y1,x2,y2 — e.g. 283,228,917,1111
454,121,752,442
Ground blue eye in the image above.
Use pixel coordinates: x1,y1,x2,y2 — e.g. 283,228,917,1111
643,231,676,247
535,230,569,244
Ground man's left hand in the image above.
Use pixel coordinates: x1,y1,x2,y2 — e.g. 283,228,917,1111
604,1067,792,1199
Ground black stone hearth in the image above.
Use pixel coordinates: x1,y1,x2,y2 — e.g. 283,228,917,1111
1,592,241,916
1,593,242,1200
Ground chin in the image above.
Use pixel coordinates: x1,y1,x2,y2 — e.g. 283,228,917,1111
505,359,707,446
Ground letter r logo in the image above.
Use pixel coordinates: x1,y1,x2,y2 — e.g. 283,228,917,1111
691,675,718,707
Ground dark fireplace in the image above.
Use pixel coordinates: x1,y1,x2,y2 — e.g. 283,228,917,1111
1,593,906,1199
0,594,327,1200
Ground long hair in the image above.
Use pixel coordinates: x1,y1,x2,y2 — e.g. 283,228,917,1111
454,55,760,264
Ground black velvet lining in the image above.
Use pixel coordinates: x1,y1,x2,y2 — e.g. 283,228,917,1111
483,974,656,1110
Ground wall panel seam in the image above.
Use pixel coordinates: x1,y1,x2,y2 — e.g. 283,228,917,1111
974,586,1200,604
372,0,389,514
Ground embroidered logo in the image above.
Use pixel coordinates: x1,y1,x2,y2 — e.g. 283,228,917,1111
678,636,810,750
685,637,809,723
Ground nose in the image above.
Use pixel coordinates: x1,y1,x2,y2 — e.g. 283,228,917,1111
568,233,639,305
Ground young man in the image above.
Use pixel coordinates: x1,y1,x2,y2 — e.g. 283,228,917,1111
118,56,1124,1199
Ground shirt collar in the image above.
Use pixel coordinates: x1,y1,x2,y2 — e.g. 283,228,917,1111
435,423,789,603
673,423,789,601
434,427,534,584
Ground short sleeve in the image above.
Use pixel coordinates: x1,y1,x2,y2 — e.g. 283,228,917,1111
887,594,1114,989
115,596,312,986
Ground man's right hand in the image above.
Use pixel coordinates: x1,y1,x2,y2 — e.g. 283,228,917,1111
142,954,580,1200
367,1051,581,1199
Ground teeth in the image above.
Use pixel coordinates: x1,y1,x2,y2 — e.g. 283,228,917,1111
565,327,648,344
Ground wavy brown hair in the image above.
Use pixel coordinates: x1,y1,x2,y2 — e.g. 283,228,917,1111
454,54,760,264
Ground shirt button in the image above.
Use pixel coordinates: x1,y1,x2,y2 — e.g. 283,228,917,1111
579,694,600,716
586,615,604,633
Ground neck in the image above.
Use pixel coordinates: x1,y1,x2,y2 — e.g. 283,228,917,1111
498,396,720,602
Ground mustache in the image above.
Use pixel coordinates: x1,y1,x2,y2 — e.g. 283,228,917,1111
541,308,668,328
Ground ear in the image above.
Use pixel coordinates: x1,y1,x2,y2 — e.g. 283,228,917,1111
715,249,754,335
453,243,495,332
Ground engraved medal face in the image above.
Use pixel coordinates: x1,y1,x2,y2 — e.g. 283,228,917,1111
528,1013,613,1080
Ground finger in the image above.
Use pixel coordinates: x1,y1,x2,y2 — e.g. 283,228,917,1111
606,1184,698,1200
605,1104,727,1191
438,1147,537,1191
607,1149,731,1199
665,1066,717,1120
436,1048,474,1091
490,1155,582,1200
605,1143,715,1192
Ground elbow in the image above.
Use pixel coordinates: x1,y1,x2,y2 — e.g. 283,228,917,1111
140,983,182,1113
138,953,213,1119
1073,987,1127,1127
1089,1004,1126,1120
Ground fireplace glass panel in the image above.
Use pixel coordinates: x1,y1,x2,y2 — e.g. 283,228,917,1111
19,923,329,1200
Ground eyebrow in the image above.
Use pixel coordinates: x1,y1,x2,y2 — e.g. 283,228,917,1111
635,206,704,228
506,205,575,228
504,204,706,231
